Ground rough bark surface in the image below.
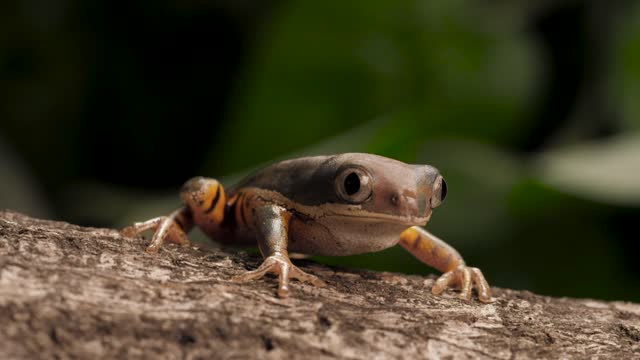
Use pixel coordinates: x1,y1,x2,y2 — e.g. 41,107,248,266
0,210,639,359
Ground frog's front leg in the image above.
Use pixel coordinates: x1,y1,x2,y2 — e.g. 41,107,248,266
399,226,492,303
231,205,326,298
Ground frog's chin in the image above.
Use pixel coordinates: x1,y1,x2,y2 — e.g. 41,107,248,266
289,215,419,256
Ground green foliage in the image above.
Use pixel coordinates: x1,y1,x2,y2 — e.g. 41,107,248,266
204,0,537,173
535,134,640,206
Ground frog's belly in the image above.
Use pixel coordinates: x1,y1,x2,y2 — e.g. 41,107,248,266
287,216,408,256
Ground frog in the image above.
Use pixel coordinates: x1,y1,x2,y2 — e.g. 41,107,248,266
121,153,492,302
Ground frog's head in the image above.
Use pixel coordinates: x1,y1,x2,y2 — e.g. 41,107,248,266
280,153,447,255
246,153,447,255
319,153,446,226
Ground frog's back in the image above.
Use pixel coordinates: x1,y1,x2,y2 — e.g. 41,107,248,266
228,155,334,205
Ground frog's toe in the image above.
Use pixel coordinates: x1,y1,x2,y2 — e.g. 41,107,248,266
231,255,294,298
432,270,455,296
121,208,191,253
432,265,493,303
457,266,472,301
290,266,326,288
120,217,164,238
231,256,279,283
470,267,492,303
120,226,138,237
145,218,190,253
277,264,292,298
231,254,324,297
277,265,325,297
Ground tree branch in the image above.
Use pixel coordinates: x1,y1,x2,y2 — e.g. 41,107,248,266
0,210,638,359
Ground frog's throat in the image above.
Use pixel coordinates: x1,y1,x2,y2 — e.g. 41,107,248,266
246,188,430,227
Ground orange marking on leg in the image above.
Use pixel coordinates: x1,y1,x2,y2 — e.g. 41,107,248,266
399,227,463,273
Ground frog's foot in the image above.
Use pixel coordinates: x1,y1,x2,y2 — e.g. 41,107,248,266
120,209,190,253
432,265,492,303
232,252,326,298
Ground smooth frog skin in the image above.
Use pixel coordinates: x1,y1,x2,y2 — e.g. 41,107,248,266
121,153,492,302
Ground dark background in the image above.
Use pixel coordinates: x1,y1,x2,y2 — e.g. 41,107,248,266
2,0,639,301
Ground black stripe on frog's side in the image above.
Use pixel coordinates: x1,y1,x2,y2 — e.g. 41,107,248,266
241,193,252,227
173,207,193,231
220,198,238,230
237,193,248,227
205,186,221,214
174,216,185,229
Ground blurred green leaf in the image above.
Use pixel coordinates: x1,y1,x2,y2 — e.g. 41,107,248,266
535,134,640,206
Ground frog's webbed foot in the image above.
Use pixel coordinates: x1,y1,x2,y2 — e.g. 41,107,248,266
120,208,191,253
432,265,492,303
232,252,326,298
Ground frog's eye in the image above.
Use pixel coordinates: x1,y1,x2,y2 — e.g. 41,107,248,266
335,168,373,203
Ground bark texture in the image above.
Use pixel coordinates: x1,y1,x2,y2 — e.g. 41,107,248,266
0,210,639,359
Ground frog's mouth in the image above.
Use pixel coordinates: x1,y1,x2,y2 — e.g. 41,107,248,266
321,209,431,227
295,198,432,227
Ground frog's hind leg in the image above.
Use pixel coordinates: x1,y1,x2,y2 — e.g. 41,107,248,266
121,176,227,253
121,207,193,253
